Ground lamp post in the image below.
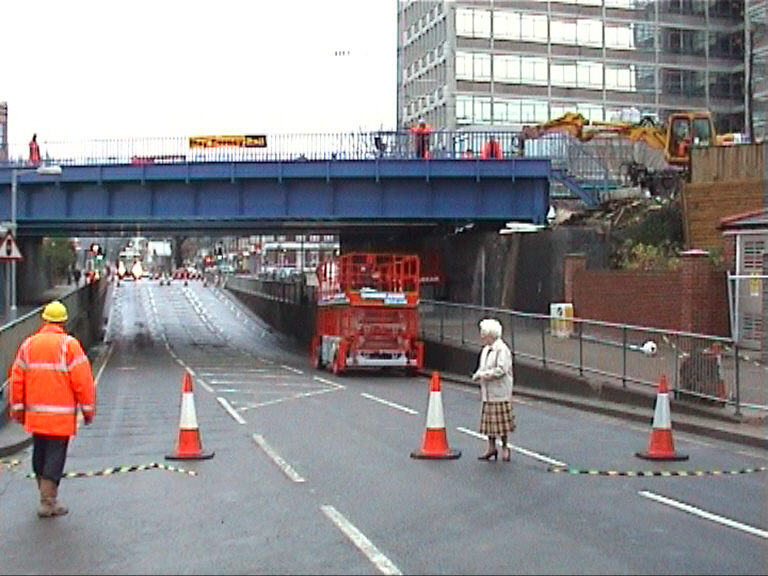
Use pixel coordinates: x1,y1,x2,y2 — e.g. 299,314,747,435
8,164,62,315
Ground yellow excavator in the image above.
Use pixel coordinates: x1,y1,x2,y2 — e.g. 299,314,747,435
522,110,732,165
521,110,734,196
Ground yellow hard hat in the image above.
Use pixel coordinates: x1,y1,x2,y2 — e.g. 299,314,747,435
41,300,68,323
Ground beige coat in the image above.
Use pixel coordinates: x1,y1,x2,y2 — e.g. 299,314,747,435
472,337,513,402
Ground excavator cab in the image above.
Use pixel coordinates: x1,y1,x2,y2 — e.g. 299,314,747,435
666,112,716,166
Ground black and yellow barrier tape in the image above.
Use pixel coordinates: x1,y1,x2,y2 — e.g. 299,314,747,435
17,462,198,479
548,466,767,477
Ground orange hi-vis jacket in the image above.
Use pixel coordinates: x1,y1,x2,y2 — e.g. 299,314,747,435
9,324,95,437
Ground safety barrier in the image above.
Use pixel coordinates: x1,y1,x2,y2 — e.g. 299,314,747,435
419,300,765,417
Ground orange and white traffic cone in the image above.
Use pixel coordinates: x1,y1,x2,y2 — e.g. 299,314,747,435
166,370,214,461
411,372,461,460
636,374,688,461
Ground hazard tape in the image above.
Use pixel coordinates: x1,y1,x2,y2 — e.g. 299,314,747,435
19,462,197,479
548,466,768,477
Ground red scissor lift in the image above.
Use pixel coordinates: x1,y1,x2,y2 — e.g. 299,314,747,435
310,253,424,375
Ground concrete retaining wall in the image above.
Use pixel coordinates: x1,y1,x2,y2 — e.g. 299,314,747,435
0,280,108,426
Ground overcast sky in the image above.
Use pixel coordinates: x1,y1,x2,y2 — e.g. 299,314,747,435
1,0,398,144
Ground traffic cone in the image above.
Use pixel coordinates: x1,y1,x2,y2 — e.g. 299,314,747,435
636,374,688,461
166,371,214,460
411,372,461,460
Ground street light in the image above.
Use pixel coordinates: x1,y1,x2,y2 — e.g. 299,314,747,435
8,164,62,315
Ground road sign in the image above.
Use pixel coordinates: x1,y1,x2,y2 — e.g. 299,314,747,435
0,231,23,261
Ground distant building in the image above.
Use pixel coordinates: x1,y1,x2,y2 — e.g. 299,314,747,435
0,101,7,162
254,234,339,277
397,0,747,135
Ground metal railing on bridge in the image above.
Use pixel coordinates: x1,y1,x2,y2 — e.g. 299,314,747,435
0,130,619,205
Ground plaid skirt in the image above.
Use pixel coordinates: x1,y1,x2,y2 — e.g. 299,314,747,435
479,401,516,436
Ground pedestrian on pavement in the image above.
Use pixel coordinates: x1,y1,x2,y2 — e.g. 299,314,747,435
8,300,96,518
471,318,515,462
28,133,41,166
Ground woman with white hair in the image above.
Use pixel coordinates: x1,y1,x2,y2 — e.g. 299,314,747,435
471,318,515,461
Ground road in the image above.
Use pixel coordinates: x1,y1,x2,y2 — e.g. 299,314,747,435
1,280,766,574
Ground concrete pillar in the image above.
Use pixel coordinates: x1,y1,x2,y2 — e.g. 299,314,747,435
680,249,713,334
17,237,48,306
564,253,587,304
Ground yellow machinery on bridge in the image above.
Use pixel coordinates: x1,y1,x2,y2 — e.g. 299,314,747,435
522,110,735,196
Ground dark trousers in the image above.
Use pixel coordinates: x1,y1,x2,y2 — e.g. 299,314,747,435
32,435,69,486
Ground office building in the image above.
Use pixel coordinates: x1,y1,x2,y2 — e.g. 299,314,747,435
748,0,767,141
0,101,7,162
397,0,746,136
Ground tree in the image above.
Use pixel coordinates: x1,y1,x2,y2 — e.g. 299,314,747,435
41,238,77,284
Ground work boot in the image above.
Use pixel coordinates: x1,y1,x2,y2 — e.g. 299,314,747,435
37,478,68,518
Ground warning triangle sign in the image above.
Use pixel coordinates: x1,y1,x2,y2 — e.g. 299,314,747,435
0,232,23,261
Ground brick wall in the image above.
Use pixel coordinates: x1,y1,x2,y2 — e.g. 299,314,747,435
572,269,682,331
567,252,730,337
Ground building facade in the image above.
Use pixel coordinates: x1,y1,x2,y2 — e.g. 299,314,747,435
0,101,7,162
748,0,767,141
397,0,747,136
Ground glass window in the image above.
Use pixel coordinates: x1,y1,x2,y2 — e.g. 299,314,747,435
473,53,492,81
551,61,577,87
577,61,603,89
456,52,472,80
551,19,577,45
577,19,603,47
605,65,635,91
494,10,520,40
457,8,474,36
577,103,604,122
521,13,548,43
495,55,521,83
456,95,473,124
474,9,491,37
605,24,634,49
474,97,492,124
520,56,548,85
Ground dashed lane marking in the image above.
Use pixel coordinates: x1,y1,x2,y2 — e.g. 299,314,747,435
640,490,768,540
457,427,568,467
360,393,418,415
321,504,403,576
252,434,305,483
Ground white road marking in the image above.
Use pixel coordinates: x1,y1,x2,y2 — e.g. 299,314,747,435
251,434,305,483
313,376,345,389
321,505,403,576
639,491,768,540
281,365,304,375
457,426,568,467
217,397,246,424
196,378,214,394
360,393,418,415
238,387,344,411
